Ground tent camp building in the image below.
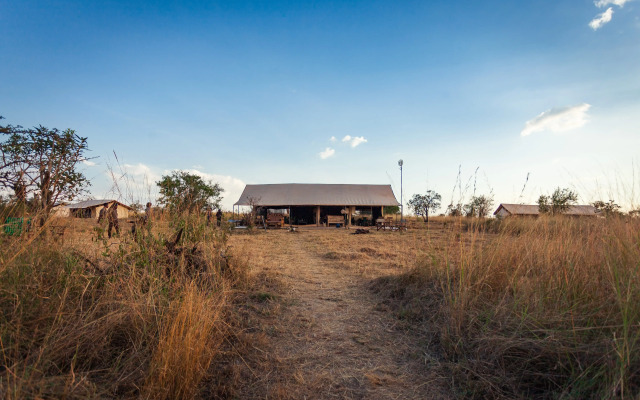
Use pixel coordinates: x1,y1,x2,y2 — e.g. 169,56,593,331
59,199,133,219
234,184,400,227
493,203,600,218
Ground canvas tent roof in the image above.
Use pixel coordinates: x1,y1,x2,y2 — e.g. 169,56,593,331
67,199,133,210
494,203,599,216
234,184,400,207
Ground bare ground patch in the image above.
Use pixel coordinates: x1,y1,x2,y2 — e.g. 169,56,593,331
224,229,451,399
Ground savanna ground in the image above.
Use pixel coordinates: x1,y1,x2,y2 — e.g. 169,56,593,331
2,215,639,399
226,225,456,399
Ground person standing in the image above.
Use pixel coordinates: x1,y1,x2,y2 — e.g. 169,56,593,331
144,202,152,226
216,208,222,227
96,205,108,240
97,206,107,225
108,202,120,238
206,207,213,226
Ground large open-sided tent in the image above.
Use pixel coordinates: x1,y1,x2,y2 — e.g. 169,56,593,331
234,184,400,226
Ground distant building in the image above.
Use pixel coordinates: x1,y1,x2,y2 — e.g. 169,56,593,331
51,203,70,217
59,199,133,219
234,183,400,226
493,203,600,218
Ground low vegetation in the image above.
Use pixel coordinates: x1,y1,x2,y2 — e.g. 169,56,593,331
0,212,249,399
374,215,640,398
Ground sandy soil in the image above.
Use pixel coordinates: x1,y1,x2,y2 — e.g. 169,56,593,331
229,228,451,399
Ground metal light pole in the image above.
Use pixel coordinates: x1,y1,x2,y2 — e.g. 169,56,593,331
398,159,403,221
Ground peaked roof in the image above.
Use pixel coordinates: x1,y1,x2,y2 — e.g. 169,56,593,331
234,184,400,207
494,203,599,216
66,199,133,210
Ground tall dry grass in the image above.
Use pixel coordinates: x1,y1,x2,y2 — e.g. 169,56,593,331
0,212,247,399
379,216,640,398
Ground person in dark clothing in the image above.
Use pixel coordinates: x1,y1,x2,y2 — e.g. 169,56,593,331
108,202,120,238
143,202,152,227
97,206,107,225
216,209,222,227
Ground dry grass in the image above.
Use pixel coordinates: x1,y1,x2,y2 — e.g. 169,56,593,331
0,213,247,399
143,283,226,400
373,216,640,398
5,211,636,398
223,227,451,399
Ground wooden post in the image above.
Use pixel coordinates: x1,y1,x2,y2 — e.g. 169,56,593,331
348,206,354,227
316,206,321,227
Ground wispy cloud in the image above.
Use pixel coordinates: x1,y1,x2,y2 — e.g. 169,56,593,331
350,136,368,148
330,136,337,142
521,103,591,137
319,147,335,159
590,7,614,30
589,0,630,30
122,163,159,181
341,135,368,148
595,0,631,7
82,159,97,167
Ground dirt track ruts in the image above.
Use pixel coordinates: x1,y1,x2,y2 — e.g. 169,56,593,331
229,229,448,399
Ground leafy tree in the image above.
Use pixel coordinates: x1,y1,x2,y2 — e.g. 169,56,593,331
447,203,463,217
538,187,578,215
383,205,400,215
408,190,441,223
464,195,495,218
1,117,91,218
592,200,621,217
156,171,223,214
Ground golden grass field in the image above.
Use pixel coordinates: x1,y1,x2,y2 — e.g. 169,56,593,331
1,214,639,399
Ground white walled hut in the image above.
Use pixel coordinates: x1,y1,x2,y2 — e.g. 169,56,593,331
65,200,133,219
234,183,400,227
51,203,70,218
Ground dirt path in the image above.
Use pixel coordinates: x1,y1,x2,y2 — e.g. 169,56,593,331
229,230,448,399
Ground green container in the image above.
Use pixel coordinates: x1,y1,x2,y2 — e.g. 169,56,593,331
3,217,30,236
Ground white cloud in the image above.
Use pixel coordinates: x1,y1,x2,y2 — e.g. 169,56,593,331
182,168,246,210
319,147,335,159
82,159,97,167
589,0,629,30
94,161,245,210
521,103,591,137
122,163,159,181
595,0,630,7
330,136,337,142
590,7,614,30
340,135,368,148
350,136,368,148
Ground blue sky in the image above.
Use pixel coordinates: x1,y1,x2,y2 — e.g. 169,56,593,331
1,0,639,211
